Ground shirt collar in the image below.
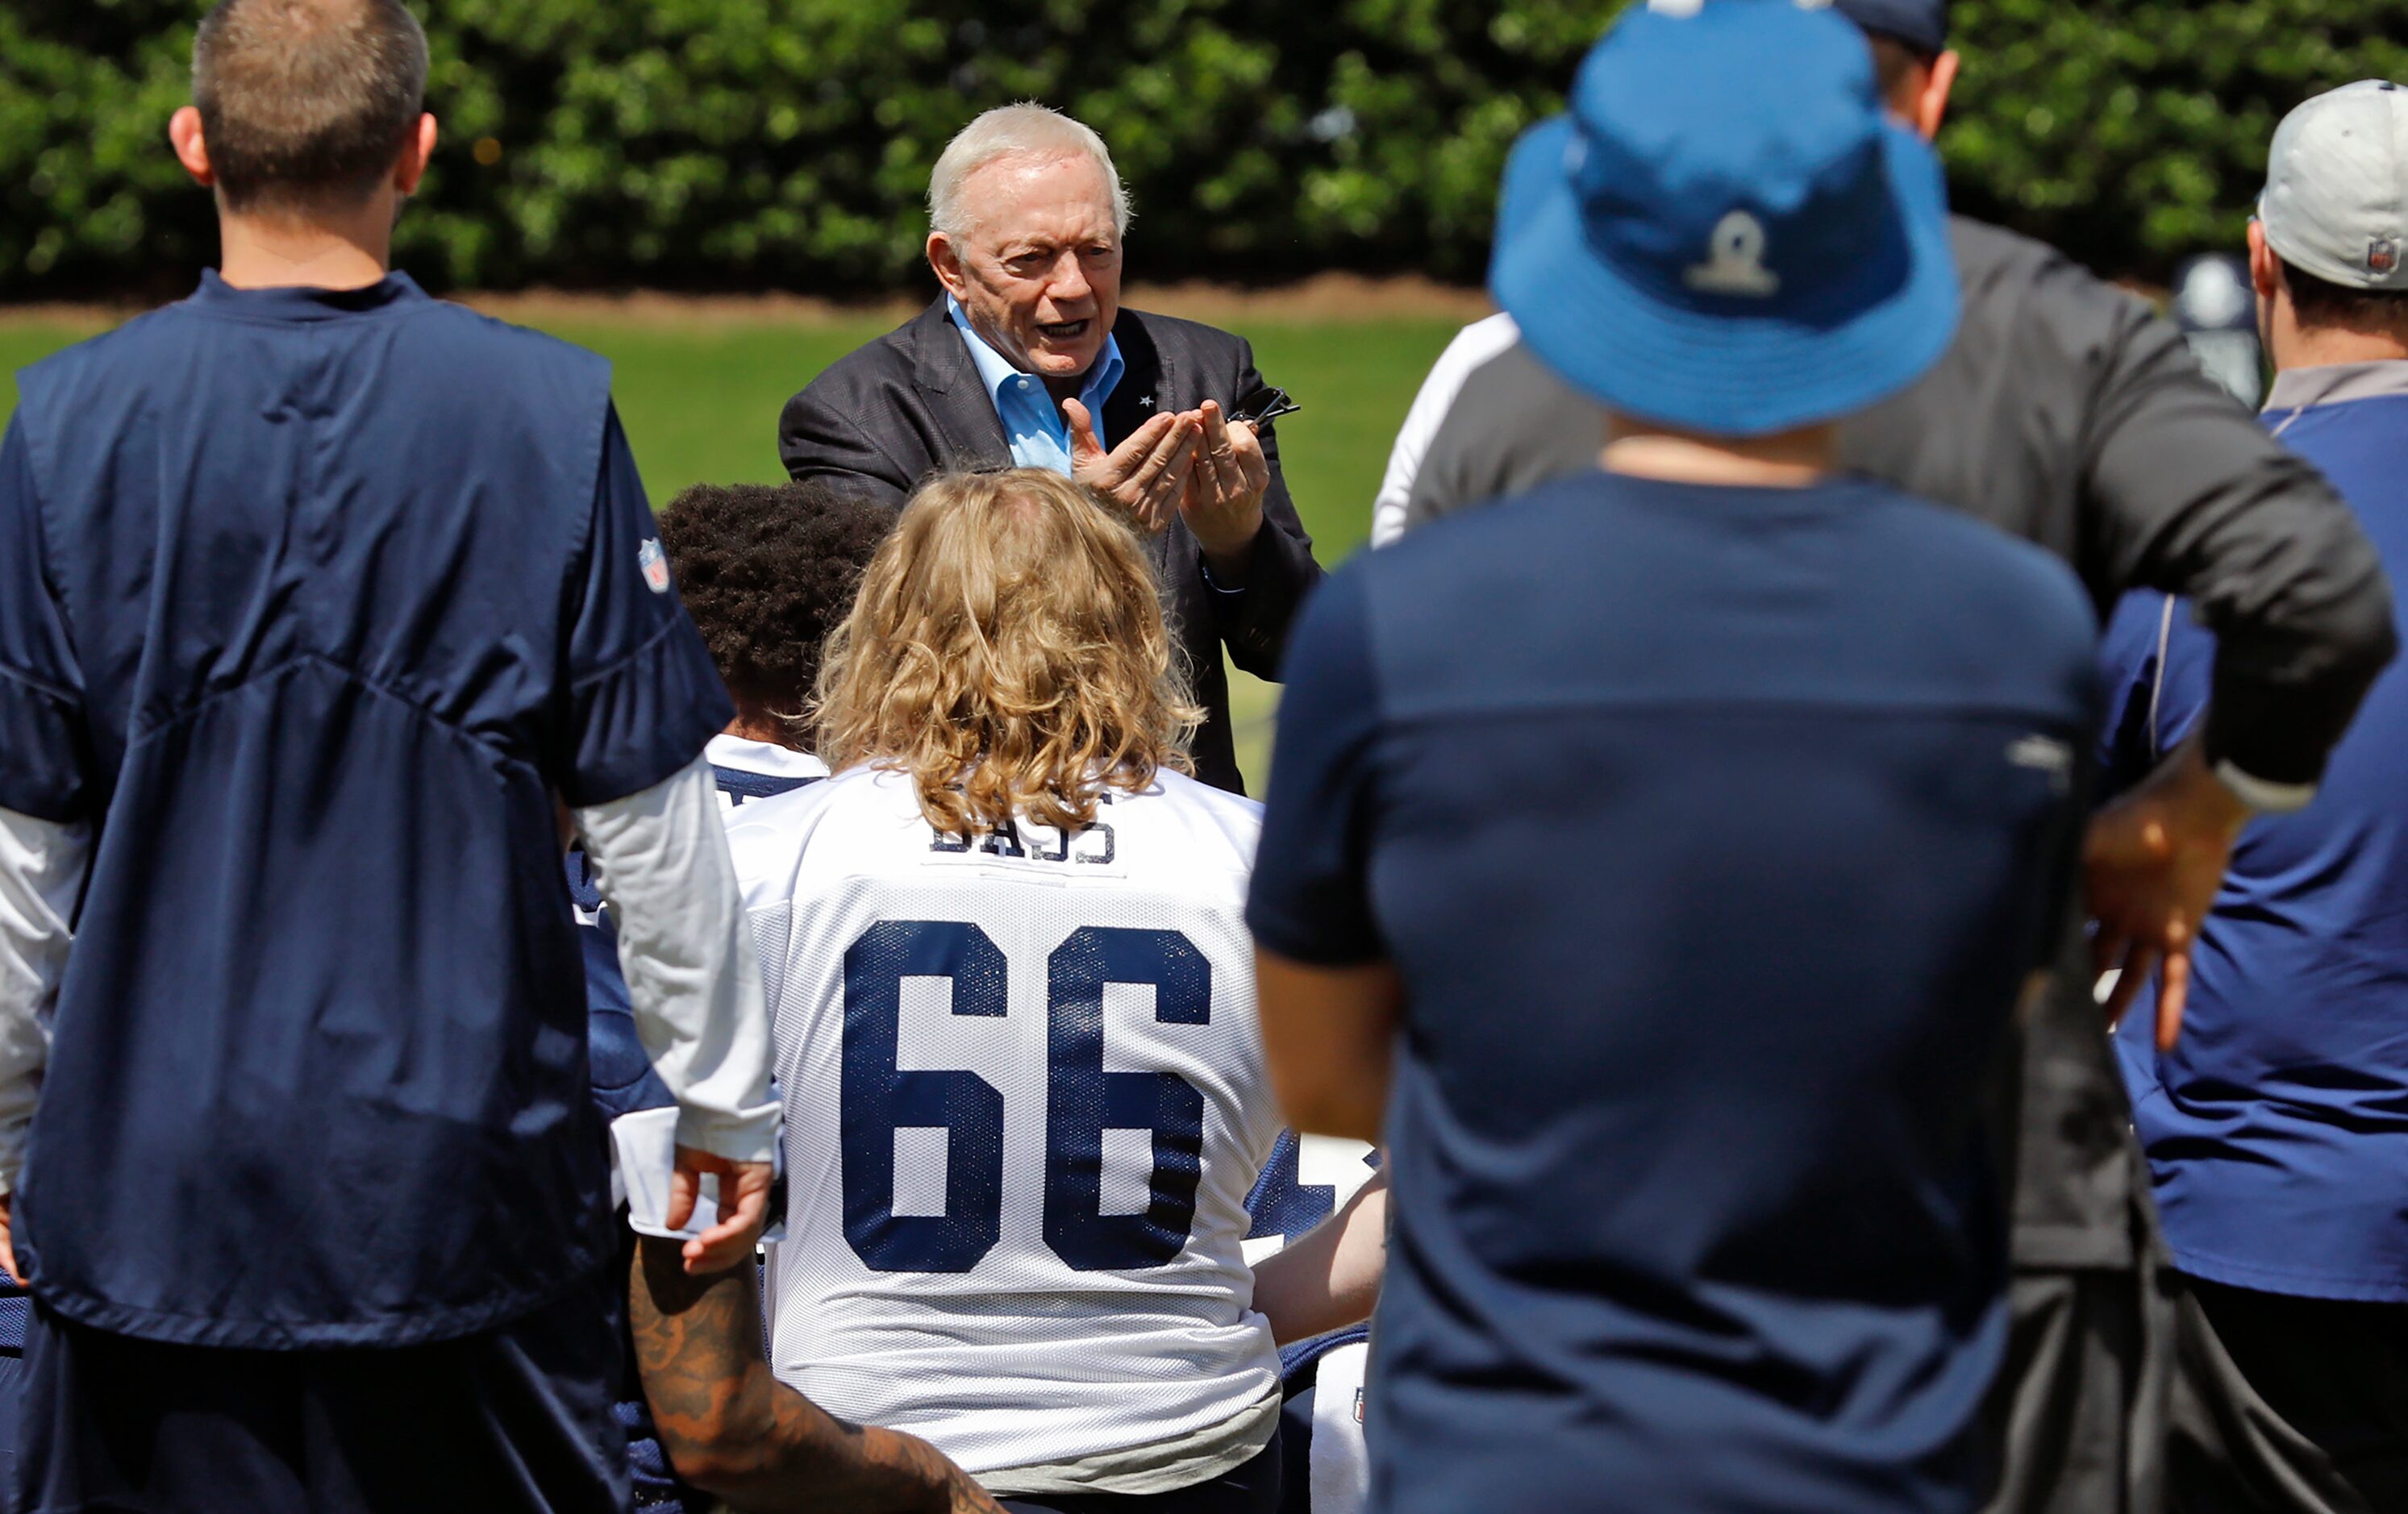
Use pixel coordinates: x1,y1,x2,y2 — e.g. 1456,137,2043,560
946,295,1124,414
190,268,427,322
704,733,830,780
2264,360,2408,414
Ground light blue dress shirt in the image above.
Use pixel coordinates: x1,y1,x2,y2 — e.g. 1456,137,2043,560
948,297,1126,476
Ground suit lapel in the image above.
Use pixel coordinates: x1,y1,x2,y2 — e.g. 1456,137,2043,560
1102,313,1183,575
907,297,1012,470
1101,310,1173,450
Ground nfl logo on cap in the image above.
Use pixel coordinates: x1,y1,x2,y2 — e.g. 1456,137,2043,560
2373,239,2400,277
639,538,671,594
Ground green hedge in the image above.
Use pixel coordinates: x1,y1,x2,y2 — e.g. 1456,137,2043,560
6,1,2406,300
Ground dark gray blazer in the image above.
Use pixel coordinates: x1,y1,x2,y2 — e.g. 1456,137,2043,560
779,298,1323,794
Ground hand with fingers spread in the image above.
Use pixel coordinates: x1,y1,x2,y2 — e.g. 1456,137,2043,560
2086,736,2252,1051
669,1145,774,1275
1179,401,1272,579
1066,398,1198,533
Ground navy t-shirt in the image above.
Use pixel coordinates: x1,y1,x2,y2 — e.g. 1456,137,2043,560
1248,472,2097,1513
2104,388,2408,1304
0,272,729,1348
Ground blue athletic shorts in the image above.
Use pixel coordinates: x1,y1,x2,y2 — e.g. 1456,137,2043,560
13,1265,627,1514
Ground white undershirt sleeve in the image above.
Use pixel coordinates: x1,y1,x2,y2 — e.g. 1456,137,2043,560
573,755,780,1163
0,807,90,1198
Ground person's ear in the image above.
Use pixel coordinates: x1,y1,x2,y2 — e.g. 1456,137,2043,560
169,106,215,189
2248,219,2281,302
926,232,970,300
2248,218,2287,351
394,114,438,196
1913,50,1960,141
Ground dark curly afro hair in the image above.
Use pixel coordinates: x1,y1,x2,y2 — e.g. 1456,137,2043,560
655,480,895,715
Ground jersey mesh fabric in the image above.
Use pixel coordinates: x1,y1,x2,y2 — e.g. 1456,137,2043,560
733,767,1282,1478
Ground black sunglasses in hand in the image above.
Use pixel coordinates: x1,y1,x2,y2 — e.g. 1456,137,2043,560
1227,385,1301,428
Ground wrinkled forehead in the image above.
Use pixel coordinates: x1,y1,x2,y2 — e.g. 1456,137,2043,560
955,152,1120,247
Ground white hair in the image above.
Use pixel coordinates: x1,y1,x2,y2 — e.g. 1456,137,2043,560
928,103,1131,242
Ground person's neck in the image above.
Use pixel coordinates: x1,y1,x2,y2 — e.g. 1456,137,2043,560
1600,418,1839,487
214,197,397,291
2271,322,2408,373
724,709,807,751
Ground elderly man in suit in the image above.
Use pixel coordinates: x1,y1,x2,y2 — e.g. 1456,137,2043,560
778,105,1322,794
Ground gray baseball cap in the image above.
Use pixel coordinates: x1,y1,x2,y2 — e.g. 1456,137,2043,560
2261,80,2408,292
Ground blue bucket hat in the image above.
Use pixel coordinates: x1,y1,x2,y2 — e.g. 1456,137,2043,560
1489,0,1959,436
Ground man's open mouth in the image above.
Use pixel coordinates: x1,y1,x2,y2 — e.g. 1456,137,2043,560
1036,319,1090,340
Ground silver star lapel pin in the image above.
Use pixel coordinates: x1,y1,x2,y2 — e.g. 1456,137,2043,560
1138,395,1155,410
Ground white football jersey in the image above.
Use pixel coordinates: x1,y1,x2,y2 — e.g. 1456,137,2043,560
729,766,1284,1479
704,732,828,809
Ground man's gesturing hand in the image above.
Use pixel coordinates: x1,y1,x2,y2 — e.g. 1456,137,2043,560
668,1145,774,1276
2086,737,2251,1051
1067,399,1198,533
1181,401,1270,580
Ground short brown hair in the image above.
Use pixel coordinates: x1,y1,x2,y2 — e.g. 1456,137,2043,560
814,468,1201,838
2281,258,2408,335
193,0,429,212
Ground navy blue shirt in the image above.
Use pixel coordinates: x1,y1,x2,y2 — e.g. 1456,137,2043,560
0,272,729,1348
1248,472,2096,1513
2105,381,2408,1304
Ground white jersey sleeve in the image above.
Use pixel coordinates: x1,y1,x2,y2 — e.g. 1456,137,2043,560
728,767,1285,1484
0,808,87,1196
1368,312,1525,548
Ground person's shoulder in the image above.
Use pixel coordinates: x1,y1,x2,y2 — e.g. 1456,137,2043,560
1116,306,1254,363
15,299,203,405
410,294,609,364
706,734,830,783
1851,476,2080,587
1851,477,2099,676
1346,468,1597,626
1116,769,1261,894
2278,390,2408,468
794,299,939,400
1151,767,1263,846
1432,310,1525,375
723,766,878,909
1947,214,2058,278
1389,464,1611,555
1950,214,2152,329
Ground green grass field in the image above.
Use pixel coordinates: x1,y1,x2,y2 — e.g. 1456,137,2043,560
0,307,1464,786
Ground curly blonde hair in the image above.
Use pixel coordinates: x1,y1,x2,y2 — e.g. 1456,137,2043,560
813,468,1202,837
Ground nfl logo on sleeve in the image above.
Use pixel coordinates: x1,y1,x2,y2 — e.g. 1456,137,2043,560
639,538,671,594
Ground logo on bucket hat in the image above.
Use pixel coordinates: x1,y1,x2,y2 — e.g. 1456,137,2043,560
1685,212,1781,297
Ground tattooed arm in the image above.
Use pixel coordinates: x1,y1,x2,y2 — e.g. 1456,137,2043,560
629,1237,1005,1514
